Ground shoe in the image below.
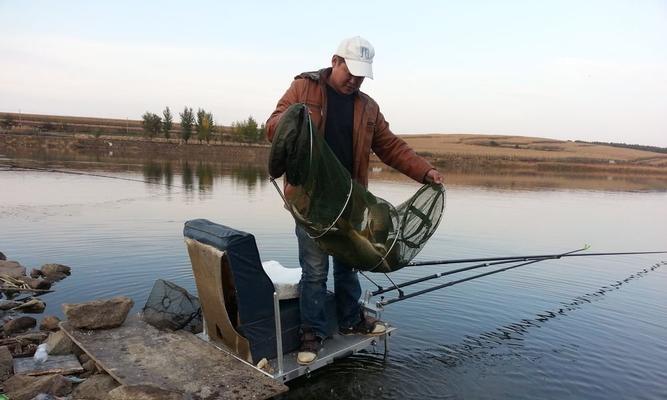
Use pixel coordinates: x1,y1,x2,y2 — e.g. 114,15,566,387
297,330,322,365
339,314,387,336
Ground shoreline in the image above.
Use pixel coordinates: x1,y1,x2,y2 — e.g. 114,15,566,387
3,131,667,177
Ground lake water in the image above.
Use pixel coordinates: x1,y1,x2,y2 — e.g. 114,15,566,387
1,154,666,399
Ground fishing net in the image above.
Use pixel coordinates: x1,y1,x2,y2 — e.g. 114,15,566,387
269,103,445,273
142,279,203,333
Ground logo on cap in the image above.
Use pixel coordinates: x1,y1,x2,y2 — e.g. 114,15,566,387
360,46,371,61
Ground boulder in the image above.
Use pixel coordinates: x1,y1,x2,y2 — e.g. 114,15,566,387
30,268,43,278
46,330,75,355
42,272,68,283
39,315,61,331
4,373,72,400
78,352,91,365
15,331,48,344
15,276,52,290
71,373,120,400
0,251,5,260
107,384,184,400
63,296,133,330
0,260,26,278
0,300,23,311
3,316,37,335
11,298,46,313
0,346,12,383
40,263,71,276
82,359,97,372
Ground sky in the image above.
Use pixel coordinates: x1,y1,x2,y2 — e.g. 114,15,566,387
1,0,666,146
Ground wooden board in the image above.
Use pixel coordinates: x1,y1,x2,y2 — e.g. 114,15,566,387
13,354,83,376
60,316,287,400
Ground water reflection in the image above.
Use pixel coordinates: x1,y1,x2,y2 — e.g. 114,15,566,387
195,162,214,191
182,161,194,191
137,159,267,193
2,146,666,192
230,164,266,191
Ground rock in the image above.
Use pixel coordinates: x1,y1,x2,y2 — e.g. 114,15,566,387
15,331,48,344
0,251,5,260
15,276,52,290
72,373,120,400
3,373,72,400
0,346,13,383
82,359,97,372
107,384,184,400
78,352,91,365
0,260,26,278
45,330,74,355
0,300,23,310
30,268,43,278
11,298,46,313
3,316,37,335
62,296,134,330
79,368,94,379
40,263,71,276
42,271,68,282
40,315,61,331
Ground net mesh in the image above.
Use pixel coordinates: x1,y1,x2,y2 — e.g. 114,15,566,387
269,103,445,273
142,279,203,333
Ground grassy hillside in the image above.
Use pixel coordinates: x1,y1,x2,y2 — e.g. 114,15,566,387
398,134,667,167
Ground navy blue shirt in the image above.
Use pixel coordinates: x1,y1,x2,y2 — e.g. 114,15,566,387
324,84,354,174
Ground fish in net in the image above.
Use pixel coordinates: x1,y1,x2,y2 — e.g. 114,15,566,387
269,103,445,272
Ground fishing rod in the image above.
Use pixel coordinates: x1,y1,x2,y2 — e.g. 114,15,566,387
372,256,551,297
372,249,667,296
375,247,667,306
0,162,184,189
404,250,667,267
378,246,589,306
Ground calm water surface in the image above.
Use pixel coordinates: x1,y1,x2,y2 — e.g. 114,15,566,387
1,156,666,399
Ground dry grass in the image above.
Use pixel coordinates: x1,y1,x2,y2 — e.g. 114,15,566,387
399,133,667,167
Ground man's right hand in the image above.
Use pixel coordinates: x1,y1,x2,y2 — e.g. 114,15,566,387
424,169,443,185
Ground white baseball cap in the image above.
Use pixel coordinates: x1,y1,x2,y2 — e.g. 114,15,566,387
335,36,374,79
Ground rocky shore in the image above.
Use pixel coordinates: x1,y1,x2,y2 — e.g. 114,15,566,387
0,251,189,400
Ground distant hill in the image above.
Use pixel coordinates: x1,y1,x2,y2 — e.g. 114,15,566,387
397,134,667,168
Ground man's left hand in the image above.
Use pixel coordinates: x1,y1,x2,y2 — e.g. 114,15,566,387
424,169,443,185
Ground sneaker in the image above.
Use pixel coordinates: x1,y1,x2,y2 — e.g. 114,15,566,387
297,330,322,365
339,314,387,336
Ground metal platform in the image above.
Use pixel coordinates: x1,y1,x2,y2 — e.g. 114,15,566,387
268,327,395,382
203,326,395,384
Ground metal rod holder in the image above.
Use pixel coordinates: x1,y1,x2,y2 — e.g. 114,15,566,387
273,292,284,375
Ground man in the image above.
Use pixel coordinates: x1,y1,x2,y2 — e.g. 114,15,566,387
266,36,443,365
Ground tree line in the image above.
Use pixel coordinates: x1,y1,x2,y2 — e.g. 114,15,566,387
574,140,667,154
141,107,266,144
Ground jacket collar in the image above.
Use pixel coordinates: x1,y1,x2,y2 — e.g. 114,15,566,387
294,68,330,82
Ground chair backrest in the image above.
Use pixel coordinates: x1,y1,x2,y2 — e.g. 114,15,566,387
184,219,276,363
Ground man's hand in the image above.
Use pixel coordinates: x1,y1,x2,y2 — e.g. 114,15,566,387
424,169,443,185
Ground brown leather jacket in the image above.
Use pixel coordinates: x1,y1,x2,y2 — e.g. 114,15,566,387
266,68,434,188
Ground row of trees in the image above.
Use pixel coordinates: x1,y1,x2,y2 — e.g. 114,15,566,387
577,140,667,154
142,106,266,144
231,116,265,143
